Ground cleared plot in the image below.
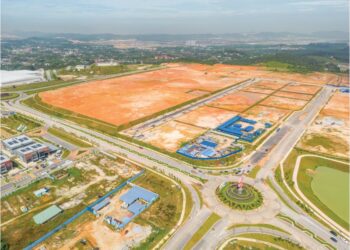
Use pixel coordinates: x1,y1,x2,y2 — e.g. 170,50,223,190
244,105,291,124
242,86,275,95
253,81,287,90
281,83,320,95
311,167,349,223
321,92,349,119
210,91,267,112
273,91,313,101
39,64,245,126
260,96,307,110
175,106,237,129
141,121,206,152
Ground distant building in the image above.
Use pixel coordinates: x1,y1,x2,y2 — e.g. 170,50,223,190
2,135,34,153
33,187,50,197
95,61,119,67
0,154,13,174
75,65,86,71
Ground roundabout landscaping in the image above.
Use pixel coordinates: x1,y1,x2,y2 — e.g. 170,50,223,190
217,182,263,210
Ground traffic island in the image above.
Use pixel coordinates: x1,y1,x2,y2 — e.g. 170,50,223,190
216,181,263,210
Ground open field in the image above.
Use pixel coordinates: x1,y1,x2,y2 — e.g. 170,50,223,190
311,167,349,223
298,91,350,158
321,91,349,119
253,81,287,90
175,106,237,129
242,86,275,94
297,156,349,229
209,91,267,112
273,91,313,101
281,83,321,95
260,96,307,110
141,120,207,152
244,105,290,124
39,64,246,126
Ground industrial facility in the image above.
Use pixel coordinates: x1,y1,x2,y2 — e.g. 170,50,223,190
216,115,267,142
2,135,56,163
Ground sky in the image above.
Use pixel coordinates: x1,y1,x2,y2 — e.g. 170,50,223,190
1,0,349,35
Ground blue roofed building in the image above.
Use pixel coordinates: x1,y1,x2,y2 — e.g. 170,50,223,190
120,185,158,207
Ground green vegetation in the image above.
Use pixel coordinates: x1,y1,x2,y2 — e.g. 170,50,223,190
192,184,204,208
261,61,310,73
237,233,304,250
224,239,279,250
0,113,41,133
246,165,260,179
183,184,194,223
133,171,183,250
58,64,137,76
302,134,349,157
183,213,221,250
227,223,289,235
0,92,19,101
217,182,263,210
48,127,92,148
297,156,349,228
311,167,349,222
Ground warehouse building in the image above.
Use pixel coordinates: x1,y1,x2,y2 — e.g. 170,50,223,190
0,154,13,174
33,205,62,224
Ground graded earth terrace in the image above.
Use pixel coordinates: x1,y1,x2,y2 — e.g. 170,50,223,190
39,64,247,126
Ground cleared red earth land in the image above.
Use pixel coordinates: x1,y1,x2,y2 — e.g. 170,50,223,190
39,64,246,126
281,83,321,95
273,91,313,101
39,63,347,128
209,91,267,112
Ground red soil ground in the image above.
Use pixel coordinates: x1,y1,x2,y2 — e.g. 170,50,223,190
39,64,245,126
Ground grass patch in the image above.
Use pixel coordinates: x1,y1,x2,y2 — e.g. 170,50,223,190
227,223,289,235
223,239,280,250
1,113,41,132
261,61,310,73
48,127,92,148
192,184,203,208
1,92,19,100
184,213,221,250
132,171,183,249
246,165,260,179
237,233,304,250
297,156,349,229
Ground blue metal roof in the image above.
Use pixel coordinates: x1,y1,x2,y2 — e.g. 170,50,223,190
201,140,217,148
128,201,146,214
92,197,110,212
201,148,216,157
120,185,158,205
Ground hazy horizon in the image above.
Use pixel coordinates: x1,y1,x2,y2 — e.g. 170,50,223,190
2,0,349,35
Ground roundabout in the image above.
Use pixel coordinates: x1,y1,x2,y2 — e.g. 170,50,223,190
217,180,263,210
